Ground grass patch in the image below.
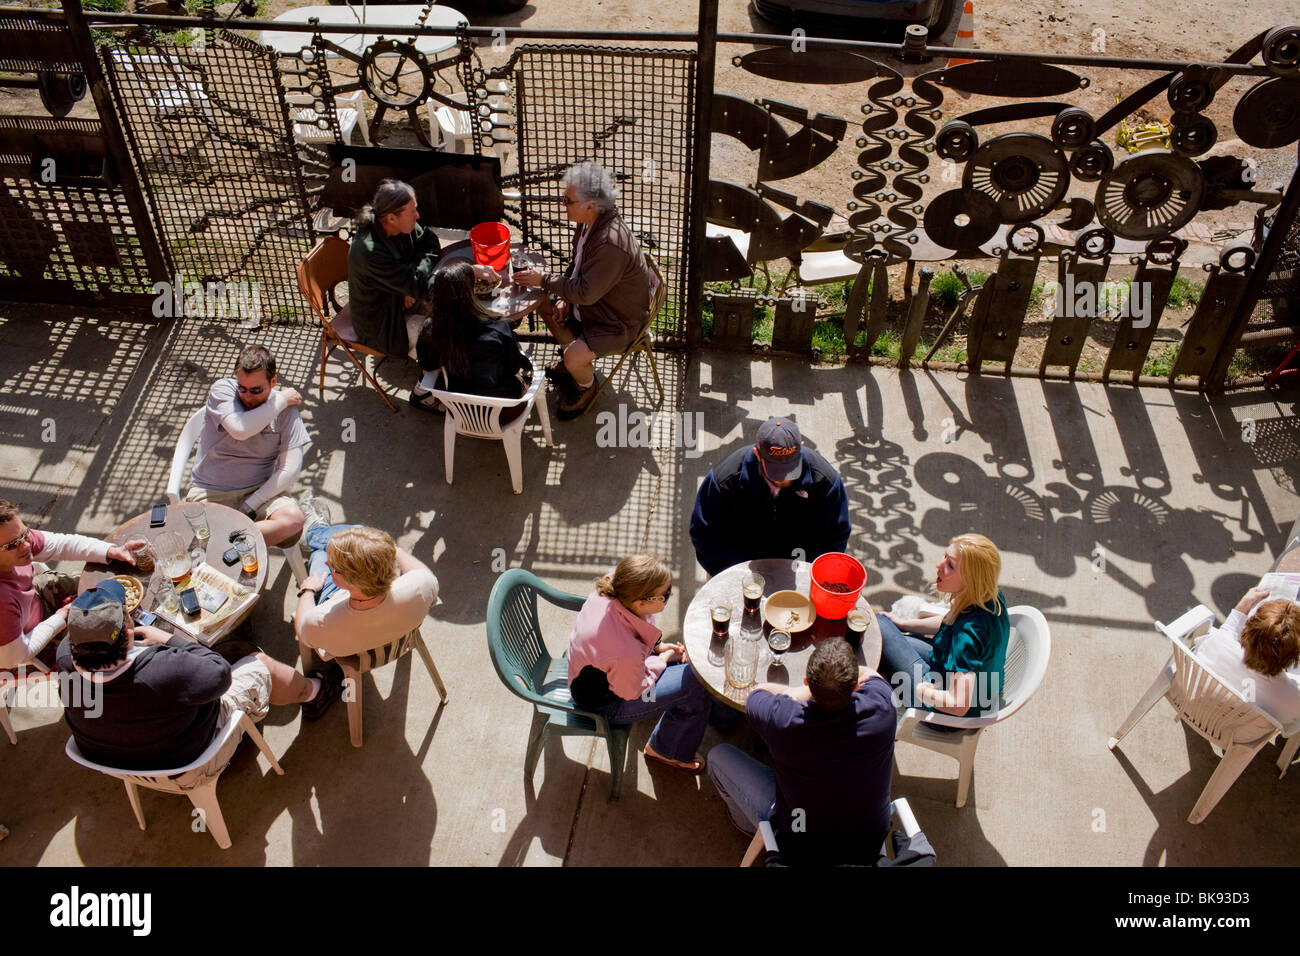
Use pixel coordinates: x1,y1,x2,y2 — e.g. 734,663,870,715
929,269,990,311
1141,343,1178,377
1166,275,1204,309
870,328,967,364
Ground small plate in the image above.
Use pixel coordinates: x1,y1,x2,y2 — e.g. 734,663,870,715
111,574,143,613
763,590,816,633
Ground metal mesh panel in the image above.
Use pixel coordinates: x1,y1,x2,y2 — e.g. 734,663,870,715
511,44,694,345
0,118,154,302
103,32,314,325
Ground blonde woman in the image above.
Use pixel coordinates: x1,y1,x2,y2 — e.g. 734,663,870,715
567,554,724,772
875,533,1010,718
293,517,439,720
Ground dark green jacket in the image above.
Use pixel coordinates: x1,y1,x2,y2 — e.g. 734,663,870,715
346,222,442,357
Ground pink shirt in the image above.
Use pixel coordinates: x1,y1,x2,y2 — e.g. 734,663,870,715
566,590,665,701
0,529,45,646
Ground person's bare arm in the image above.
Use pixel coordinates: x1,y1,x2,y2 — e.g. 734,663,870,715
883,611,942,636
916,671,977,715
394,547,430,575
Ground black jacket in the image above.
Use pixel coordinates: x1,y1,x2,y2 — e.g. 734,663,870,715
690,446,851,576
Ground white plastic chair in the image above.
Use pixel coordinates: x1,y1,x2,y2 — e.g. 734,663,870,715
290,89,370,146
113,52,220,164
1109,604,1291,823
166,407,308,584
0,659,52,745
427,359,552,495
895,604,1051,808
740,797,928,866
64,712,283,849
426,91,474,153
301,626,449,748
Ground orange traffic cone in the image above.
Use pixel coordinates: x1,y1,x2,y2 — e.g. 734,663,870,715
946,0,976,68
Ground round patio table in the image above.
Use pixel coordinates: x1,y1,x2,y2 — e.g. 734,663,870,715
682,558,882,710
260,4,467,59
78,503,266,647
439,239,547,324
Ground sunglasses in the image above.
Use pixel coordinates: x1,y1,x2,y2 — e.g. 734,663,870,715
236,385,266,396
560,196,584,207
0,527,32,552
645,585,672,604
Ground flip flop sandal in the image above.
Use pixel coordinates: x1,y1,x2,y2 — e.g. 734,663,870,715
643,744,705,774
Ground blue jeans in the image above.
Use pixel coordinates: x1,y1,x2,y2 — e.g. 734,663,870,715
876,613,934,710
706,743,776,834
305,523,362,604
600,663,720,763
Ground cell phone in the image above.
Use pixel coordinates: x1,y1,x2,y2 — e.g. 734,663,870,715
221,547,241,567
132,608,157,627
149,503,168,528
179,587,201,617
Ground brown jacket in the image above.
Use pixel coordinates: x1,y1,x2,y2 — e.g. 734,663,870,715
543,209,649,354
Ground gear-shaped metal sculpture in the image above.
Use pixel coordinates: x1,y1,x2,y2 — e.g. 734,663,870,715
962,132,1070,224
361,39,432,110
1096,150,1204,240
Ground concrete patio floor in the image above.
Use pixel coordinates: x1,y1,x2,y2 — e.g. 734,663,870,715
2,304,1298,867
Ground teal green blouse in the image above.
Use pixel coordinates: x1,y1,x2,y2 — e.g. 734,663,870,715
927,591,1010,717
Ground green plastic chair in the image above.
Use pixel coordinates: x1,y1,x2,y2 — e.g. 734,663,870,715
486,568,630,800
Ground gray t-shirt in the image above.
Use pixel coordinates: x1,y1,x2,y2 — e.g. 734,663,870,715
191,378,311,491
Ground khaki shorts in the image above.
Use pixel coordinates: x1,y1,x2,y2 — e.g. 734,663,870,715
179,655,272,782
185,485,297,523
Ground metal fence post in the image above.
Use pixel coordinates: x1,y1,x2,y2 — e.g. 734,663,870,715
685,0,718,350
1206,162,1300,392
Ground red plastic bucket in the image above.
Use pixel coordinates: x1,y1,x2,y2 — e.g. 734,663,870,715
470,221,511,270
808,552,867,620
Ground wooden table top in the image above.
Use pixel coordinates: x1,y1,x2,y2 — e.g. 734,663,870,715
682,558,881,710
78,502,267,646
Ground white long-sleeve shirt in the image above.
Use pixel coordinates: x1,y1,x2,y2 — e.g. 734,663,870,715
1196,608,1300,733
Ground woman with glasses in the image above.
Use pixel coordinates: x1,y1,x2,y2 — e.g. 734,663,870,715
515,162,650,420
0,498,147,669
567,554,725,773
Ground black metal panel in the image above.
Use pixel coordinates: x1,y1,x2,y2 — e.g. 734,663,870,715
1039,254,1110,371
966,253,1039,366
708,293,754,349
1103,262,1179,380
1170,268,1248,380
771,297,814,355
322,144,503,229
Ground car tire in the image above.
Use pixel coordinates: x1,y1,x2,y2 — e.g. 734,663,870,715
927,0,959,39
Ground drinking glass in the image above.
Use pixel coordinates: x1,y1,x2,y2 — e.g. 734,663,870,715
767,629,791,661
129,540,156,574
181,503,210,544
234,535,258,575
742,572,765,613
152,572,181,615
155,531,191,586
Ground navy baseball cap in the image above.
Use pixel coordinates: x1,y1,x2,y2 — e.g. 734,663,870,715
755,418,804,482
67,580,128,648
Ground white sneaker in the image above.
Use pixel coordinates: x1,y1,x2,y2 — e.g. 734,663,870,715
298,494,333,543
